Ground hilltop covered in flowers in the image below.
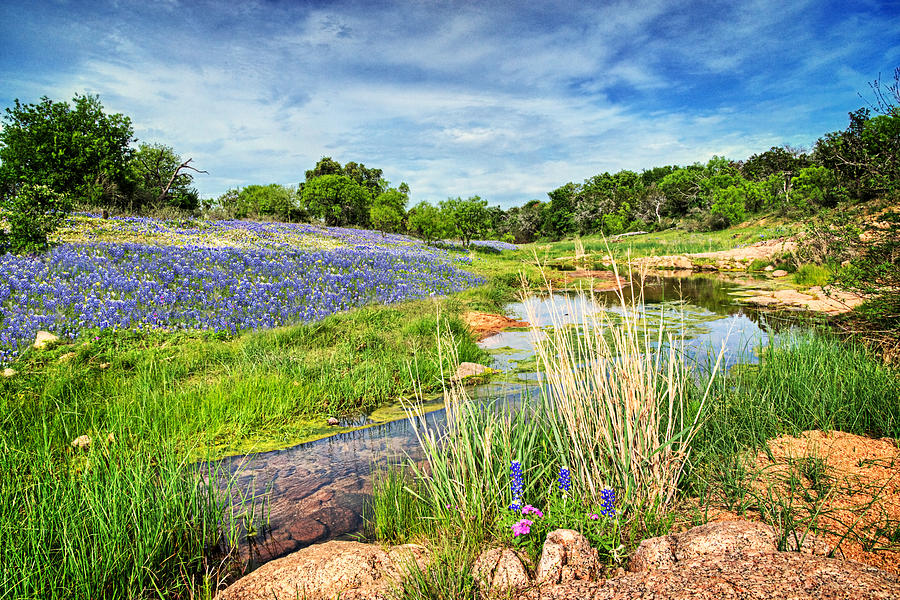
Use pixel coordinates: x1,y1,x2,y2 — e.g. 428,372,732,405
0,215,486,364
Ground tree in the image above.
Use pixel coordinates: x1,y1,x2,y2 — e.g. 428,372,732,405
130,143,203,211
0,94,134,207
370,187,407,234
407,201,452,245
440,195,489,247
301,174,370,226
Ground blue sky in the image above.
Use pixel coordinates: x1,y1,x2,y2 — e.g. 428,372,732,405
2,0,899,208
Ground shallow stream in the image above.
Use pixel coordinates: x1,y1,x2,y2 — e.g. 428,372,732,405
212,274,799,569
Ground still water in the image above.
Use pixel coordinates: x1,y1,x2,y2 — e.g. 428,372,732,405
211,274,797,569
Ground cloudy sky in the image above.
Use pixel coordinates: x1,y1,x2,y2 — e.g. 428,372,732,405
2,1,898,208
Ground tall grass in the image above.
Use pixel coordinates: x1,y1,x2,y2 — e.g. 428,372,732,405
526,269,724,510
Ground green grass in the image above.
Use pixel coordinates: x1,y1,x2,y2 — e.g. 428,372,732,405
793,264,832,287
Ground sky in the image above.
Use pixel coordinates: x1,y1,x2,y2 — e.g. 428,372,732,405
2,0,899,209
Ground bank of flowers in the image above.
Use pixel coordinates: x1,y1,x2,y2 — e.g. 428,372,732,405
0,217,485,363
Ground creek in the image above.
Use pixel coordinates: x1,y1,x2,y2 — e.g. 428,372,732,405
211,273,801,569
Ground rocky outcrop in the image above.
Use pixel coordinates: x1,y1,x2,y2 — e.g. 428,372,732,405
744,286,864,314
473,548,532,594
216,540,427,600
537,529,602,584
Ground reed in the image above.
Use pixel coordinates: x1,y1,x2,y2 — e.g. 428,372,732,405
526,265,725,511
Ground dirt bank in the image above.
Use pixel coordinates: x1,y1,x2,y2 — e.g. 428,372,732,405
464,311,530,340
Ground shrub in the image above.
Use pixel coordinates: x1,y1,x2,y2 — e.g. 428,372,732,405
0,183,71,252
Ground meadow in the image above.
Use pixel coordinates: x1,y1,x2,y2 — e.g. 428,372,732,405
2,214,898,599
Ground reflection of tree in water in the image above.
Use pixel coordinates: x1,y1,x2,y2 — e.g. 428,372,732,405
599,275,808,333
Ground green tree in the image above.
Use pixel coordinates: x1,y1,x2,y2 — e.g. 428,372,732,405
0,183,71,252
709,186,747,227
370,187,407,234
407,201,452,245
0,94,134,207
302,174,370,226
440,195,489,247
790,166,843,212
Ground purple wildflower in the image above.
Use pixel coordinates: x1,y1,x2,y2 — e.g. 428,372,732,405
511,519,533,537
521,505,544,518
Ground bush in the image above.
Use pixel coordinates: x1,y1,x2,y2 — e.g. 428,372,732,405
0,183,71,253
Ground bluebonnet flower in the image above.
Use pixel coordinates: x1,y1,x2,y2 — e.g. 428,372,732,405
557,466,571,493
600,487,616,518
0,215,486,364
509,460,523,510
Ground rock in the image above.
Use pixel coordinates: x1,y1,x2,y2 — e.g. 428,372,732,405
771,269,789,277
71,435,92,450
526,553,900,599
286,517,327,545
33,330,60,349
474,547,532,593
536,529,601,585
327,417,340,426
764,265,775,271
451,362,492,381
2,368,15,378
628,520,830,573
216,540,427,600
99,362,111,370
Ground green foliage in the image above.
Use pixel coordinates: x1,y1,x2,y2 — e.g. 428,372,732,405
0,183,71,252
0,94,134,208
440,195,489,247
408,201,453,245
790,166,843,211
302,174,370,226
370,187,408,234
709,185,747,227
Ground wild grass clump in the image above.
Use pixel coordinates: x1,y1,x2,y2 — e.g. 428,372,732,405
527,269,724,511
391,271,724,559
793,263,832,286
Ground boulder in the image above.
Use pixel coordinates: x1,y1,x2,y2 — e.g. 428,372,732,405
216,540,428,600
771,269,789,277
473,547,532,594
537,529,601,584
33,330,60,350
327,417,340,426
2,368,15,378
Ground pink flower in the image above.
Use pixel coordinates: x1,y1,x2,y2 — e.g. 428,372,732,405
588,513,599,521
521,505,544,518
511,519,533,537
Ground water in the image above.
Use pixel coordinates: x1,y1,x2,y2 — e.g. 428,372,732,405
210,274,798,568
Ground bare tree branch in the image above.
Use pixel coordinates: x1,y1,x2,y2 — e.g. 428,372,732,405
157,158,208,205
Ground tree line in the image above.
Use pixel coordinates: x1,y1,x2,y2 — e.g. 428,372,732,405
1,68,898,253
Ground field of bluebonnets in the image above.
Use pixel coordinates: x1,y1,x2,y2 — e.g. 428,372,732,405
0,214,485,364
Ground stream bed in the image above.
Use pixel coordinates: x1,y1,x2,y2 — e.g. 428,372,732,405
211,274,801,569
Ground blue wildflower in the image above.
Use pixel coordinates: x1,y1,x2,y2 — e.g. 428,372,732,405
557,467,571,493
600,487,616,518
510,460,524,509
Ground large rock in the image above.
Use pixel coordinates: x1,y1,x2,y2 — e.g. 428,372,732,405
520,520,898,599
217,540,427,600
33,330,60,349
537,529,601,584
525,553,900,599
473,547,532,594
